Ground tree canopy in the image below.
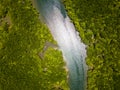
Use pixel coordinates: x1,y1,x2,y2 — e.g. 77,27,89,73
0,0,120,90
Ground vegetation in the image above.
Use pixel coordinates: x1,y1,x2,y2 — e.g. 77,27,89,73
0,0,68,90
0,0,119,90
64,0,120,89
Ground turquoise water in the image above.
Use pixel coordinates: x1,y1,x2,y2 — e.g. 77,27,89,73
32,0,87,90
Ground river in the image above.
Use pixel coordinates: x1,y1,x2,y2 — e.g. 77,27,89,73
32,0,87,90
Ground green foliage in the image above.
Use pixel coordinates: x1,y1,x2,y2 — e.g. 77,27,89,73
63,0,120,89
0,0,68,90
1,0,120,90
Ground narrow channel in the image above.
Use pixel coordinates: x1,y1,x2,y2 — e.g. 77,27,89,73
32,0,87,90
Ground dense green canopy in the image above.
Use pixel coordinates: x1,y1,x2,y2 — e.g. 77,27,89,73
64,0,120,89
0,0,119,90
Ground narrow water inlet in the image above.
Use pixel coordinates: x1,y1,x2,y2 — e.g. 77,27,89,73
32,0,88,90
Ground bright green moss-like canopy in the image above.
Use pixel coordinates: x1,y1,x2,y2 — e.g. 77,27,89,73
0,0,120,90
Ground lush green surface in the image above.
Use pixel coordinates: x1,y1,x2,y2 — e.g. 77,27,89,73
0,0,120,90
0,0,68,90
64,0,120,89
